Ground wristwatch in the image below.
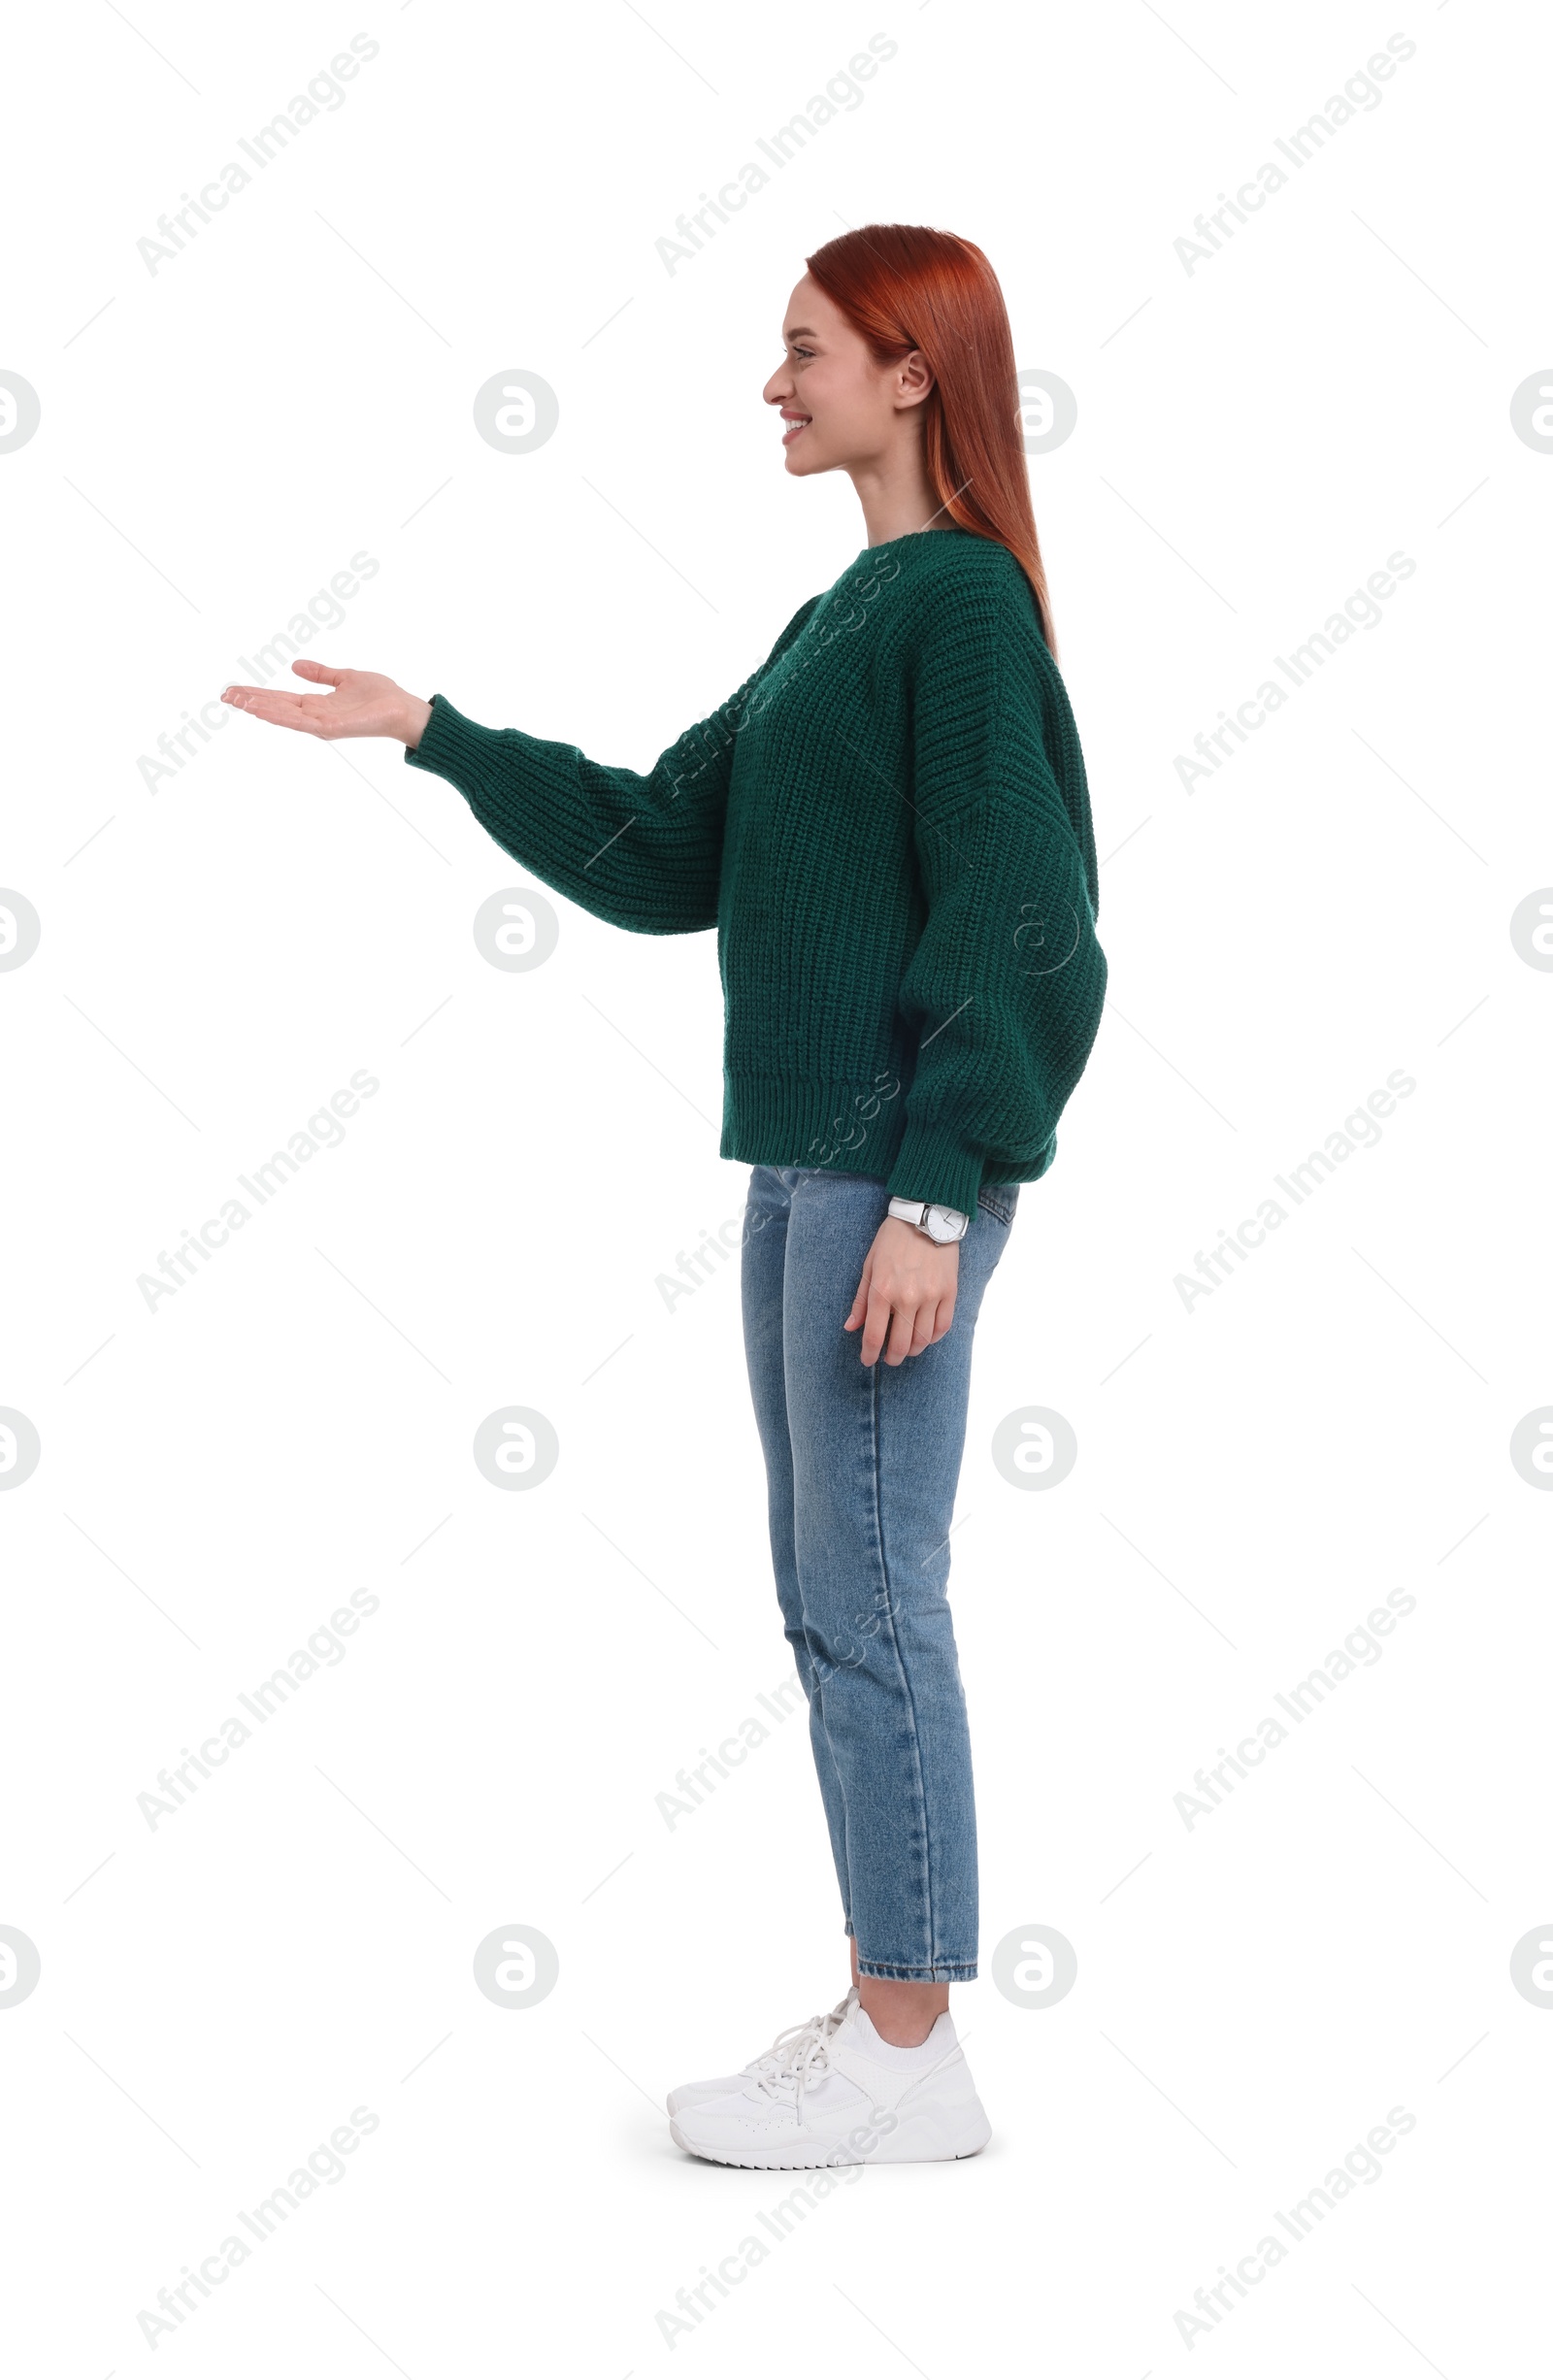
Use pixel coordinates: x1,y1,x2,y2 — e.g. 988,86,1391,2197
887,1196,970,1245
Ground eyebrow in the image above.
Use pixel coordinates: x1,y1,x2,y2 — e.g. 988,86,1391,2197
782,326,819,340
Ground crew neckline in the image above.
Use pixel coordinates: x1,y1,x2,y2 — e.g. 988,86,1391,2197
853,522,970,561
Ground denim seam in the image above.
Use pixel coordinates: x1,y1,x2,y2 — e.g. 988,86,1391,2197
857,1957,977,1982
864,1351,939,1977
781,1173,855,1935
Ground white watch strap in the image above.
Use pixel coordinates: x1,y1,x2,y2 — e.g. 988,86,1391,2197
888,1196,969,1239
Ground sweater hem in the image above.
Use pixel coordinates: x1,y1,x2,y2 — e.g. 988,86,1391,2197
719,1074,1056,1210
719,1070,914,1184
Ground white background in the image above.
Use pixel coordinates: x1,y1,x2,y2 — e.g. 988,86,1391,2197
2,0,1548,2371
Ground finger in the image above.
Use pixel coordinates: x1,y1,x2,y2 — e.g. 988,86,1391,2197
884,1297,922,1366
221,683,318,714
843,1252,874,1332
908,1301,938,1359
889,1304,927,1361
860,1283,894,1367
219,689,331,735
906,1299,938,1362
291,658,345,685
931,1294,956,1344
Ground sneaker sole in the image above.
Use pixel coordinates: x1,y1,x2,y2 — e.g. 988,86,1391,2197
669,2099,992,2168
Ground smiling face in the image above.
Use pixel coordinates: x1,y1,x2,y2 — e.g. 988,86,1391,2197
763,272,933,478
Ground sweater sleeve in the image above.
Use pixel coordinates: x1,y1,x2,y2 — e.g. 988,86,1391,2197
884,577,1107,1218
401,596,820,936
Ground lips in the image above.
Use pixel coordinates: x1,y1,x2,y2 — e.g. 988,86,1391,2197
780,413,811,446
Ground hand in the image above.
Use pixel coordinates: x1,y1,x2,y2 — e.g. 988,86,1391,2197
843,1218,959,1366
219,660,432,748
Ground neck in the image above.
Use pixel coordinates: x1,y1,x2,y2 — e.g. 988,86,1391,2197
848,455,954,549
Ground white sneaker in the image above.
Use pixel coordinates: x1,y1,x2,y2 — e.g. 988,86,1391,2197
668,2000,991,2168
665,1988,858,2118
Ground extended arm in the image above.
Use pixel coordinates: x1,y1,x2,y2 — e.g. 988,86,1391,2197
219,595,819,936
403,598,819,935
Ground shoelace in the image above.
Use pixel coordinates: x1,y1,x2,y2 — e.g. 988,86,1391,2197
741,1991,854,2111
754,2030,833,2115
749,1999,965,2124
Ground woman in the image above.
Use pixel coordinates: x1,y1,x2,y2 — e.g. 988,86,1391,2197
221,221,1107,2168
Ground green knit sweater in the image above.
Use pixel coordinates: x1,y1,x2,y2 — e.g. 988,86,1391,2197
404,523,1107,1216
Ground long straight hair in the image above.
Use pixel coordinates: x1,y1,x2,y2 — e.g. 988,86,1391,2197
804,222,1057,654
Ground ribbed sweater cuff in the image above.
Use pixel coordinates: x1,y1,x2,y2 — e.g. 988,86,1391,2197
403,691,485,788
884,1127,984,1220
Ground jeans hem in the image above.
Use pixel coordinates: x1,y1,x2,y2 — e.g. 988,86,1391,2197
856,1958,977,1982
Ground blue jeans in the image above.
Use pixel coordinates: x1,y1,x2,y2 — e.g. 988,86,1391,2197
740,1165,1019,1981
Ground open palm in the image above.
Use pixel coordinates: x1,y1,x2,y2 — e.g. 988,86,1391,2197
220,658,427,744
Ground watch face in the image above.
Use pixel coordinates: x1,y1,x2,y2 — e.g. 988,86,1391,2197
926,1207,963,1243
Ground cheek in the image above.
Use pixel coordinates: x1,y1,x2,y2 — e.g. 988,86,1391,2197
804,378,849,432
824,371,889,434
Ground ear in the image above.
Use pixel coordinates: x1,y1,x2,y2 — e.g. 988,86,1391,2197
894,347,936,411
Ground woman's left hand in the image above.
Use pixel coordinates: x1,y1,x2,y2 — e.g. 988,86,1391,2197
843,1219,959,1366
219,660,431,746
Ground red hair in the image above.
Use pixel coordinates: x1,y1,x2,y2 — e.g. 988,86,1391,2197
804,222,1057,653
